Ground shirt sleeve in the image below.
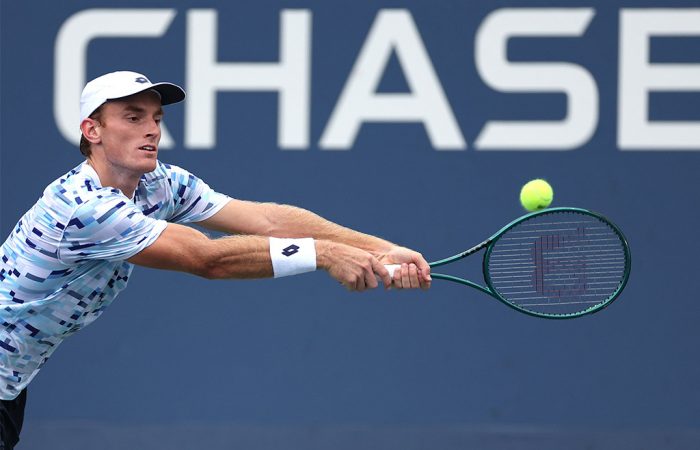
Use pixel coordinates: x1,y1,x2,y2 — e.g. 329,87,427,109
58,192,167,264
166,165,230,224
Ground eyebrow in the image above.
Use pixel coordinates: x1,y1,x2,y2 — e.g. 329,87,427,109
122,105,164,116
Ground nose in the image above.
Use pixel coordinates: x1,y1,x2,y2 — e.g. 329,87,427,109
145,119,161,139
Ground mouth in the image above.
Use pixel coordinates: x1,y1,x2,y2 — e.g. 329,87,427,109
139,145,157,153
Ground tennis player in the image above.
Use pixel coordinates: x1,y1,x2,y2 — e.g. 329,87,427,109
0,71,431,449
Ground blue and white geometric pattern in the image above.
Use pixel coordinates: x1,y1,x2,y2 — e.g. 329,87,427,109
0,161,229,399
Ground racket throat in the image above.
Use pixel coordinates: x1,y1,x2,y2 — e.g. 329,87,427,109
430,239,492,268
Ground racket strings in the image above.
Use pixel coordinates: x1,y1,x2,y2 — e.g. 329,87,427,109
486,212,628,316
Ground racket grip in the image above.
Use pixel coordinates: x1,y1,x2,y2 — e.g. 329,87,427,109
383,264,400,278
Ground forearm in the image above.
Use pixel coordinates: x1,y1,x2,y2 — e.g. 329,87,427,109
200,234,387,281
201,234,273,279
199,200,397,256
205,235,387,289
129,224,274,279
264,203,395,256
131,221,379,282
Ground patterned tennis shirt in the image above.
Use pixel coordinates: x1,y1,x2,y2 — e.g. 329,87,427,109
0,161,230,399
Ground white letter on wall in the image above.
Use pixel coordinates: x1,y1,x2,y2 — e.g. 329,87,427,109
475,8,597,150
186,9,311,149
619,9,700,150
320,9,465,150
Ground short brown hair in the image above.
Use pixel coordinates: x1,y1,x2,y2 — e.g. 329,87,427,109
79,105,105,157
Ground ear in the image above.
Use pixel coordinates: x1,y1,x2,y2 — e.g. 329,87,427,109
80,118,102,144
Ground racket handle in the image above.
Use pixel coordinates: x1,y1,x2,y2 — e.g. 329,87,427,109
383,264,400,278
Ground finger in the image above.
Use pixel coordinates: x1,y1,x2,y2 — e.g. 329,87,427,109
414,255,432,283
418,270,432,290
392,264,403,289
355,273,366,292
372,259,391,288
400,263,410,289
408,263,419,289
365,263,379,290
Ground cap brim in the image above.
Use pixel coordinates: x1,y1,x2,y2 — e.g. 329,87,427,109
149,82,186,105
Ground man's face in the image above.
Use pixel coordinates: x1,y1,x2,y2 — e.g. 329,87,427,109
94,90,163,176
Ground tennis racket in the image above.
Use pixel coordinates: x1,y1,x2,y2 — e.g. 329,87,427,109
387,207,631,319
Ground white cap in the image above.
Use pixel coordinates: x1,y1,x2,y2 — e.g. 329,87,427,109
80,71,185,122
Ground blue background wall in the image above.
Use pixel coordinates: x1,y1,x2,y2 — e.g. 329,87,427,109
2,1,699,448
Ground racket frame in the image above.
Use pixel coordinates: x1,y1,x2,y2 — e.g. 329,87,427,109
429,207,631,319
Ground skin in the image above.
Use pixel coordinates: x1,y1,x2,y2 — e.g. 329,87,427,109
79,90,431,291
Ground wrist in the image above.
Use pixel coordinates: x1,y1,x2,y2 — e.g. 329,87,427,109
372,245,400,261
314,239,333,270
269,237,317,278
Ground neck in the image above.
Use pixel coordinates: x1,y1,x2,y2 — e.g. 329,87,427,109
86,158,142,198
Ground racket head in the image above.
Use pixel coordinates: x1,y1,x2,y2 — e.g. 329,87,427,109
483,208,631,319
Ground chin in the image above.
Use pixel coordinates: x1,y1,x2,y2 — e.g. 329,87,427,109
138,159,158,174
145,161,158,173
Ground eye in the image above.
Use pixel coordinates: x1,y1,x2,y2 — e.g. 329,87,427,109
127,116,139,123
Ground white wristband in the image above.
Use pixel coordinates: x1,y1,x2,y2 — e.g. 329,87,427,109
269,237,317,278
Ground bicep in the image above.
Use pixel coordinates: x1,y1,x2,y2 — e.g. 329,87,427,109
127,223,210,275
195,199,274,236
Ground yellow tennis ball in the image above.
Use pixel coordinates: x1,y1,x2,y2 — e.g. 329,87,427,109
520,179,553,211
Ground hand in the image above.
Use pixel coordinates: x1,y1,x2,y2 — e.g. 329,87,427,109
379,247,431,290
316,241,391,291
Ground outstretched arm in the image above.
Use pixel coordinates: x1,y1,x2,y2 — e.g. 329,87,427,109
197,199,431,288
198,200,391,254
127,222,393,291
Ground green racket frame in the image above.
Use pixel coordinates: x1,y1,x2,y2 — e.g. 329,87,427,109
428,207,632,319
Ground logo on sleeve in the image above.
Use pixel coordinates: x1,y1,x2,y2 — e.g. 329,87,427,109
282,245,300,257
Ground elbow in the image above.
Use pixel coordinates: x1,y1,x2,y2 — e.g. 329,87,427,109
188,243,225,280
262,202,295,237
194,256,227,280
259,208,278,237
195,264,217,280
199,265,228,280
